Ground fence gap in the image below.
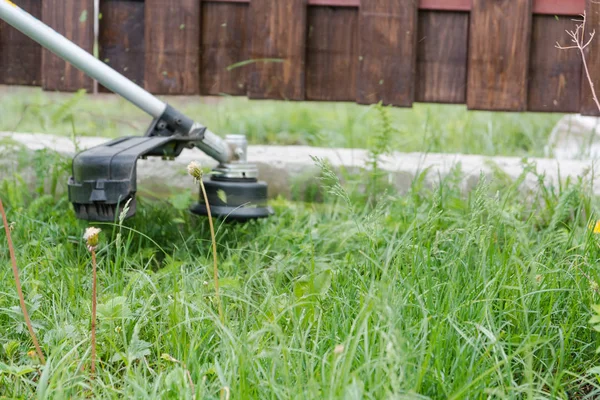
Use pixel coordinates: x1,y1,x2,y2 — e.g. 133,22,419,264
415,11,468,104
528,15,582,112
356,0,418,107
305,6,358,102
467,0,532,111
580,0,600,116
98,0,145,92
41,0,95,92
200,1,249,96
0,0,42,86
144,0,201,94
247,0,307,100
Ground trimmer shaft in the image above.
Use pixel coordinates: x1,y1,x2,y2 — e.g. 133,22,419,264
0,1,273,223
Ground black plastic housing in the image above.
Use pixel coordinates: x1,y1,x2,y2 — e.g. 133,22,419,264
68,135,191,221
190,177,273,222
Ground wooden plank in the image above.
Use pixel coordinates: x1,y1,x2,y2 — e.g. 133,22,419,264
305,6,358,101
309,0,359,5
0,0,42,86
144,0,201,95
41,0,95,92
200,2,248,95
467,0,532,111
205,0,585,15
247,0,307,100
580,0,600,116
357,0,418,106
99,0,145,91
528,15,582,112
415,11,468,104
419,0,470,11
206,0,360,6
532,0,585,15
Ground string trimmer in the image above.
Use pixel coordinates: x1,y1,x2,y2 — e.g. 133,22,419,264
0,1,273,222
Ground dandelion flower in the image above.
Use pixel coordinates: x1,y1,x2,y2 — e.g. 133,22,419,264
594,220,600,234
187,161,203,182
83,227,101,251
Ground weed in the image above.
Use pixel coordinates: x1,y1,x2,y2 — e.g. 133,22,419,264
83,226,101,378
2,164,600,397
0,199,45,365
188,162,224,325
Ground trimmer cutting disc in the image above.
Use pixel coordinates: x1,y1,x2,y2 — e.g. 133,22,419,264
190,177,273,221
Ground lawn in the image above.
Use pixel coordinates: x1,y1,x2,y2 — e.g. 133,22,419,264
1,84,600,398
1,140,600,398
0,86,563,157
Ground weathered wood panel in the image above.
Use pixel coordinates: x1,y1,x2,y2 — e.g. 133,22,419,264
532,0,585,15
305,6,358,101
467,0,532,111
99,0,145,92
247,0,307,100
144,0,201,94
580,0,600,116
202,0,585,15
528,15,582,112
419,0,470,11
200,2,248,95
415,11,468,104
357,0,418,106
41,0,95,92
0,0,41,86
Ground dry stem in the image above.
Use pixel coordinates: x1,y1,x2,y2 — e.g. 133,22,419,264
91,249,97,378
199,180,224,324
0,199,45,364
556,11,600,113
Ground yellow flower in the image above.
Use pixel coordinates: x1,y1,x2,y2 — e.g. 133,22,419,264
594,220,600,234
83,226,101,251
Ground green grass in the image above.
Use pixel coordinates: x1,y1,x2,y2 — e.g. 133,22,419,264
0,86,563,157
2,143,600,398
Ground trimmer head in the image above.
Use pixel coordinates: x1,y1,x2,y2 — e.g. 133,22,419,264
190,177,273,222
67,128,272,222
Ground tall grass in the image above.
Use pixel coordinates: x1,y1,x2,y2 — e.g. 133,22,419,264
0,86,563,157
1,142,600,397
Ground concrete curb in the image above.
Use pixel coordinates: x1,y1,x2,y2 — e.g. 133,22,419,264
2,132,599,198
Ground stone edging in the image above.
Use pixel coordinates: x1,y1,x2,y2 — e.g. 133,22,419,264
2,132,599,198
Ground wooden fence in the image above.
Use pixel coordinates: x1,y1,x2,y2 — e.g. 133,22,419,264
1,0,599,115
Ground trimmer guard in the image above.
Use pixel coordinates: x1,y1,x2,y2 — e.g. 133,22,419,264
67,136,190,221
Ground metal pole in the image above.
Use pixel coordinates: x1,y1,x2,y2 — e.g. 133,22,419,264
0,0,234,164
0,0,166,118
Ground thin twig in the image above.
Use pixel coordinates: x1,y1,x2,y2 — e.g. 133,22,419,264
556,11,600,113
199,179,224,324
91,249,97,378
0,199,45,364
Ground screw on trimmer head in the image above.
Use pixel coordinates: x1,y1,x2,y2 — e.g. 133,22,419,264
0,2,273,223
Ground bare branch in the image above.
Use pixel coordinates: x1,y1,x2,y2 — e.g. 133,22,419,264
557,10,600,113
